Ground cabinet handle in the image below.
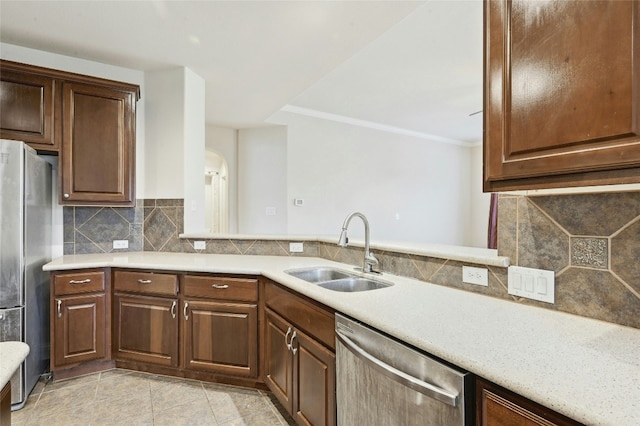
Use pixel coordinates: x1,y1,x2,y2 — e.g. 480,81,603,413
291,331,298,355
69,279,91,284
63,193,70,199
170,301,177,319
285,326,293,351
57,300,62,318
137,279,152,284
183,302,189,321
211,284,229,289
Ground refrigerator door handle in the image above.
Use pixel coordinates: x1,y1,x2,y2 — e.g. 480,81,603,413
56,300,62,318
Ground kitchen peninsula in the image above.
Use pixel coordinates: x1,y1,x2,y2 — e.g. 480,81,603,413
44,251,640,426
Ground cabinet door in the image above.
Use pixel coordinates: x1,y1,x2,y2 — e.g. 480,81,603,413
292,328,336,426
0,65,57,150
183,300,258,377
484,0,640,191
476,378,582,426
265,308,294,414
60,81,136,206
53,293,106,367
113,294,178,367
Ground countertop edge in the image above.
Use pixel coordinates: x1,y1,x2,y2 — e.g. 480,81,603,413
0,342,30,390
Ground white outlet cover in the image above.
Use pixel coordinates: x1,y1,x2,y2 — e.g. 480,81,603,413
113,240,129,249
194,241,206,250
462,266,488,286
289,242,304,253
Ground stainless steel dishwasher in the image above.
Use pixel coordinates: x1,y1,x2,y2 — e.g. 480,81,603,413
335,313,473,425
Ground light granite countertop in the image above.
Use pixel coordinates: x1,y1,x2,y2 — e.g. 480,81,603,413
0,342,30,390
44,252,640,426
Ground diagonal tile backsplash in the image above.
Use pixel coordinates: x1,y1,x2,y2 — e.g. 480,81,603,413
63,193,640,329
498,191,640,329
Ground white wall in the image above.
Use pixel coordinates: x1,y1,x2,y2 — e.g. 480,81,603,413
469,144,491,247
206,125,239,233
144,68,185,198
238,127,288,234
269,110,473,246
183,68,206,233
144,67,205,233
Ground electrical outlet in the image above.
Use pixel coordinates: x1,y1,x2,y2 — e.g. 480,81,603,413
194,241,206,250
289,242,304,253
113,240,129,249
508,266,555,304
462,266,488,286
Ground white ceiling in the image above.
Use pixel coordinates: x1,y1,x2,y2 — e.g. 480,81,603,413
0,0,483,144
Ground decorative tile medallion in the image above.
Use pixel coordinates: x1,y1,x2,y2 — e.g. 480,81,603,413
571,237,608,269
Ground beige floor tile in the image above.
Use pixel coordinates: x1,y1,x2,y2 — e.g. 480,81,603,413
150,376,208,413
11,369,294,426
94,372,151,402
153,396,216,426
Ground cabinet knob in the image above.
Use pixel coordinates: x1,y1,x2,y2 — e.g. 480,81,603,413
63,193,70,199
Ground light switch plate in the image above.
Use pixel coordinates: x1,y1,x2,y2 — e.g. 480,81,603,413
508,265,555,304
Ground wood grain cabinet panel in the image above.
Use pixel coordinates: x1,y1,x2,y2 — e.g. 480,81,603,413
60,81,137,206
0,60,139,205
0,63,57,150
51,269,108,371
476,378,583,426
484,0,640,191
53,293,106,367
182,300,258,377
113,294,179,367
264,281,336,426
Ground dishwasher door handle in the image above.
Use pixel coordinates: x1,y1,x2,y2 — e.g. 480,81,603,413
336,329,459,407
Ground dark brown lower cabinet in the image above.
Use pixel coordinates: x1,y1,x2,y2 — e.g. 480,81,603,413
476,378,583,426
53,293,106,367
113,294,178,367
265,306,336,426
182,299,258,377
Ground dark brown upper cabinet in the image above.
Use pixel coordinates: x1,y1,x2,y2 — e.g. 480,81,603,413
0,59,139,206
483,0,640,192
0,62,58,150
60,80,137,206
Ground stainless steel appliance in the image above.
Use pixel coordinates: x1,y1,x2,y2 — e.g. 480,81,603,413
0,140,52,409
335,313,473,425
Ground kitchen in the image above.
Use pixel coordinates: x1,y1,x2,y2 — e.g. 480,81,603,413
1,1,639,426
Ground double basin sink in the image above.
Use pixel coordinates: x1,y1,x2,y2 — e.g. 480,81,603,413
285,267,393,292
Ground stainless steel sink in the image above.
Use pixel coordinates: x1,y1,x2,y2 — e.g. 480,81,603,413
285,267,356,283
318,277,392,292
285,267,393,292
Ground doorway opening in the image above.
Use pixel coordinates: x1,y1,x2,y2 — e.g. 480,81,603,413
205,149,229,233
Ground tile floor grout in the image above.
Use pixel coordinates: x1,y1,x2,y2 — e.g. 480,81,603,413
11,368,296,426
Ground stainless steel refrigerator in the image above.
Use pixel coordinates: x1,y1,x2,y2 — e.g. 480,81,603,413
0,139,52,409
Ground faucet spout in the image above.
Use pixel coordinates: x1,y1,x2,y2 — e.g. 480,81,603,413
337,212,379,273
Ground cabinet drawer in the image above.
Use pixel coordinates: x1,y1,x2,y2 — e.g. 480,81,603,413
113,270,178,296
183,276,258,302
54,270,105,295
265,281,335,350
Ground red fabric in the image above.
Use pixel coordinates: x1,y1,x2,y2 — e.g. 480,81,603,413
487,193,499,249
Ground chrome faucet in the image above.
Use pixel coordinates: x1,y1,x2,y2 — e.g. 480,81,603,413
337,212,379,273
